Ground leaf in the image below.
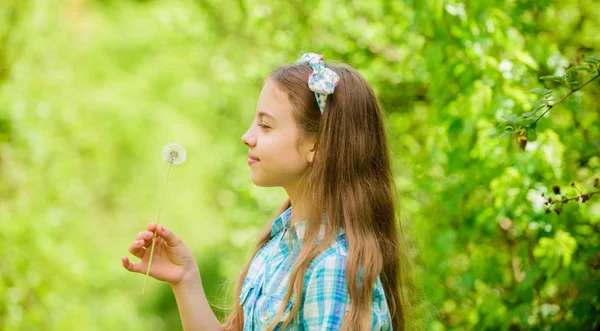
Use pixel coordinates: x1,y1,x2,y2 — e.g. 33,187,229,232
539,75,563,82
526,127,537,141
584,55,600,65
565,66,592,74
528,88,552,95
531,105,546,115
501,114,518,123
499,131,512,139
534,99,549,107
517,116,533,126
570,66,593,73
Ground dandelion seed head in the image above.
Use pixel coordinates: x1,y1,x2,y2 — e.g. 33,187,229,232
162,143,187,165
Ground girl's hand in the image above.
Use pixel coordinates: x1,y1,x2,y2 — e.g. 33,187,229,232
121,223,199,286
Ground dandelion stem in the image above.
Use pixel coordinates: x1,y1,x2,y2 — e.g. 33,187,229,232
142,160,173,294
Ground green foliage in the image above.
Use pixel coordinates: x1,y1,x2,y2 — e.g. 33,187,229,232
500,55,600,149
1,0,599,330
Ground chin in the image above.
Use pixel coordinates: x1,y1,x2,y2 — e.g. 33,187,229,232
249,174,266,186
250,174,278,187
251,179,276,187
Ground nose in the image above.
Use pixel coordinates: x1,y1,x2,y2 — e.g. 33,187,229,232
241,129,256,148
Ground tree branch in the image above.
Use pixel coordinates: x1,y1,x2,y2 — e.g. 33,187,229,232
533,72,600,124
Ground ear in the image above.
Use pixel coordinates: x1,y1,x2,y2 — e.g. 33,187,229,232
307,146,316,163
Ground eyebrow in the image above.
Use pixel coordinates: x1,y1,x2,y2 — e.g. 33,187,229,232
257,111,276,120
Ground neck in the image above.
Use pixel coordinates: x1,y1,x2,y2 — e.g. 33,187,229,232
284,181,306,226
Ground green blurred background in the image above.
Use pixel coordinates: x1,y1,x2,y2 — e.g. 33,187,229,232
1,0,599,330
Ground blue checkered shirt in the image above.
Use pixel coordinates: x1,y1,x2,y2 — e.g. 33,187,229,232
239,207,393,330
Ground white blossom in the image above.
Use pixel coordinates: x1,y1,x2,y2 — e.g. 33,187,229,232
162,143,186,165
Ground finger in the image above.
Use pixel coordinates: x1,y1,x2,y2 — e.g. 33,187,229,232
156,225,182,247
147,222,158,232
136,231,154,241
136,231,156,248
128,239,146,259
142,235,163,250
122,256,144,273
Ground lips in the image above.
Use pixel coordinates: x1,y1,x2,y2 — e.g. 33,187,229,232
248,154,260,161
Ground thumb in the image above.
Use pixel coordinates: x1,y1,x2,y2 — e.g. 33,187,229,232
121,256,144,274
156,225,182,247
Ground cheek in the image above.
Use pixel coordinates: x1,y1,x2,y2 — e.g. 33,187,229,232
277,152,309,176
275,140,305,165
259,133,307,169
264,148,306,173
249,145,308,187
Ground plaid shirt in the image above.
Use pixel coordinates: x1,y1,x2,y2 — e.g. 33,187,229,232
239,207,393,330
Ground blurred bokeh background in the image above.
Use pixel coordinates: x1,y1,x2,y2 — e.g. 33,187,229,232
1,0,599,330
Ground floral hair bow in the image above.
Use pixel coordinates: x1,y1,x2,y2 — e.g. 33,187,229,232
296,53,340,113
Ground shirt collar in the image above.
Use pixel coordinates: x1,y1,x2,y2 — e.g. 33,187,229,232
270,206,345,244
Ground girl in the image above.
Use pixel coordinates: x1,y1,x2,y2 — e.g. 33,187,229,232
122,53,412,330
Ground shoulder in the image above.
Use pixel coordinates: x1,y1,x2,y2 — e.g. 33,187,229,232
306,233,348,272
300,235,349,329
303,233,385,298
302,233,348,302
301,234,393,330
301,234,351,313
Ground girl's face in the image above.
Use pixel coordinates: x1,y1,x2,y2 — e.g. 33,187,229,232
241,78,315,191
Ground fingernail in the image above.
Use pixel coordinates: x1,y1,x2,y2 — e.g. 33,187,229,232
160,226,165,232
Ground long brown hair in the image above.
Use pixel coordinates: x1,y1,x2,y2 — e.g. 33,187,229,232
222,61,414,330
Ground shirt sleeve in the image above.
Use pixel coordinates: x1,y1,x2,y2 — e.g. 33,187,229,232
301,253,349,330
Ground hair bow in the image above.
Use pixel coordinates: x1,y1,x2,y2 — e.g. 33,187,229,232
296,53,340,113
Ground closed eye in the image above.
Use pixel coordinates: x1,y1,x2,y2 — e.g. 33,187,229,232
257,122,271,130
